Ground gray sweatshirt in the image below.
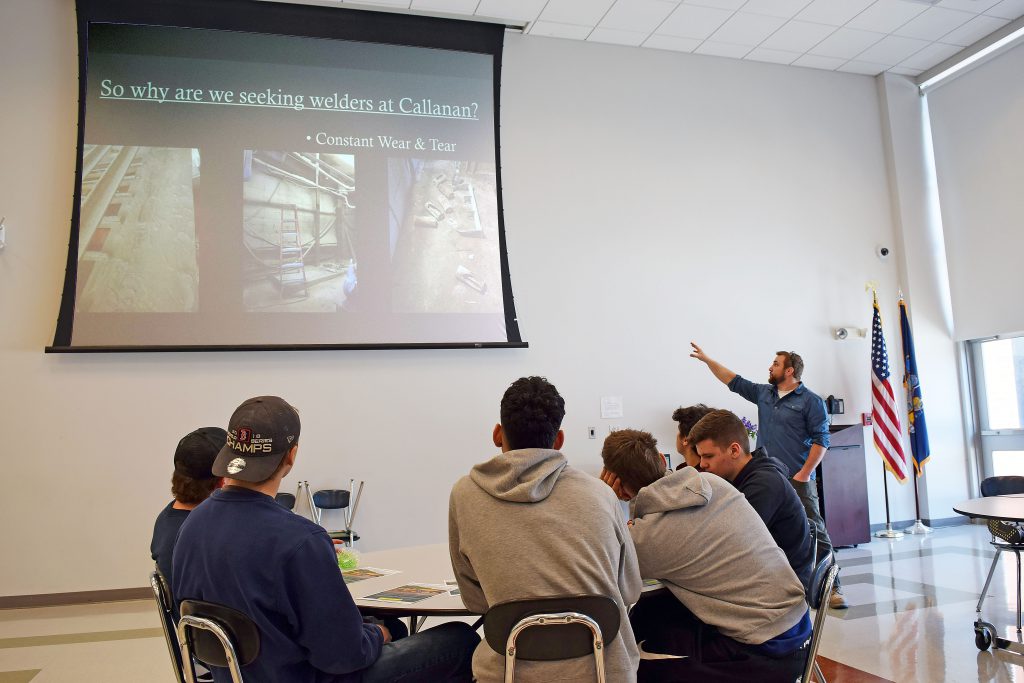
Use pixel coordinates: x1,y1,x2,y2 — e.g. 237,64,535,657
629,467,807,645
449,448,642,683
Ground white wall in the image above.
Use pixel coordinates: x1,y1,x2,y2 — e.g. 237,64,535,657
926,43,1024,341
1,0,919,596
877,73,972,522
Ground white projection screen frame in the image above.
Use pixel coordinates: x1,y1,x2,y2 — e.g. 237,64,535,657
49,0,526,352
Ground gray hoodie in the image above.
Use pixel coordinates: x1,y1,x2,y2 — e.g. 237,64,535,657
449,448,642,683
629,467,807,645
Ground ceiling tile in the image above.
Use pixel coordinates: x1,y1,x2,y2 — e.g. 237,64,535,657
792,53,847,69
937,0,1002,12
410,0,478,12
539,0,617,26
940,13,1009,44
985,0,1024,19
476,0,548,23
795,0,876,26
643,33,703,51
898,40,963,68
740,0,814,19
683,0,746,9
893,6,975,39
837,59,889,75
658,3,734,39
760,20,836,52
846,0,928,33
855,34,931,63
809,27,886,58
887,65,924,75
709,11,787,44
527,21,594,39
588,27,649,45
599,0,680,32
694,40,753,57
745,47,802,64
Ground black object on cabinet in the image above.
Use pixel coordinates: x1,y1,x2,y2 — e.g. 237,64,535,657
815,424,871,547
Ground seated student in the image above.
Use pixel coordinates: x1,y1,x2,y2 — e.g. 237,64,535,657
671,404,713,470
449,376,642,683
150,426,226,586
174,396,478,683
690,409,814,590
600,429,810,683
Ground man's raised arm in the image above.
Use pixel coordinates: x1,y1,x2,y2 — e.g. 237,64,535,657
690,342,737,385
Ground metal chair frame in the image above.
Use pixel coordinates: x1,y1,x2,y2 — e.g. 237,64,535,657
177,615,245,683
150,569,186,683
502,611,607,683
802,553,839,683
305,479,364,547
484,595,618,683
176,600,259,683
976,476,1024,634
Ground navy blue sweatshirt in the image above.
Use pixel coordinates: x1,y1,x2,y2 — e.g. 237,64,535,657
732,448,814,590
172,487,383,683
151,501,189,587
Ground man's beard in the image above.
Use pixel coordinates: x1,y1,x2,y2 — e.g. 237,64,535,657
768,373,779,386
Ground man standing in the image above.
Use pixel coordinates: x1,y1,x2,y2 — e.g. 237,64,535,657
449,377,642,682
689,409,813,590
600,429,810,682
690,342,846,608
174,396,478,682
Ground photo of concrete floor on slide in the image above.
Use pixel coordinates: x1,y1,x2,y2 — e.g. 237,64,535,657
75,145,200,313
389,159,501,314
241,151,357,313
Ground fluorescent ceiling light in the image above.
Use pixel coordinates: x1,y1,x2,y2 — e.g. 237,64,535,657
918,19,1024,92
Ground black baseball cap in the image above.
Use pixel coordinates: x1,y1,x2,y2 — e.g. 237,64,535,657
213,396,300,482
173,427,228,480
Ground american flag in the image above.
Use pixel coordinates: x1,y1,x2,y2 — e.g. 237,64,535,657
871,293,908,482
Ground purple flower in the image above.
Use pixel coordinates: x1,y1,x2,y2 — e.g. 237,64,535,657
741,417,758,440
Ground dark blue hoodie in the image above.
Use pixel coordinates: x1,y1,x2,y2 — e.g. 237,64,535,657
172,487,383,683
732,448,814,590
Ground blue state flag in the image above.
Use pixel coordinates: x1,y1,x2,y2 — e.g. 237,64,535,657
899,297,931,474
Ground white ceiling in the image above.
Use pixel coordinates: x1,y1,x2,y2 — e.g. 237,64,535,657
334,0,1024,76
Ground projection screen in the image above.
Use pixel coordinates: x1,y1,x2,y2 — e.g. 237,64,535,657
49,0,525,351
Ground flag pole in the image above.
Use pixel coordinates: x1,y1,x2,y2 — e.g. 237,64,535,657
904,470,933,534
897,292,933,535
875,461,904,539
872,464,905,540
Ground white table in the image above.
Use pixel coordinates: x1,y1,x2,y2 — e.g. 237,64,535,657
346,543,474,632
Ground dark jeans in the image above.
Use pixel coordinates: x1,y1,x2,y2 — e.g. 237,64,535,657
789,478,839,587
631,592,806,683
360,621,478,683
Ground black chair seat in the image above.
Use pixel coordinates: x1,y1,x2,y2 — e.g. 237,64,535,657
312,489,350,509
274,493,296,510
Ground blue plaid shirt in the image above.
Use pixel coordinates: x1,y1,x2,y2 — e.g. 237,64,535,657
728,375,830,480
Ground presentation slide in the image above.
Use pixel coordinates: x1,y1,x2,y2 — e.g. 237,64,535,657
59,20,519,348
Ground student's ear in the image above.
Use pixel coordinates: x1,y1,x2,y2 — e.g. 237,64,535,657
492,423,503,449
552,429,565,450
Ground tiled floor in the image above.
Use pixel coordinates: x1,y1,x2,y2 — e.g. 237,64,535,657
2,524,1024,681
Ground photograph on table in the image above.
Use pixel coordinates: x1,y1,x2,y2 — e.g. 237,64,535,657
387,158,502,314
241,150,357,312
75,145,201,313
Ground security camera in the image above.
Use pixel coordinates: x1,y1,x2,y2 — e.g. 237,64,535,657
876,246,890,261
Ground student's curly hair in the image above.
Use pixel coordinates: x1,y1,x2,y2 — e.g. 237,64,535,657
499,376,566,450
171,472,219,506
672,404,714,438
